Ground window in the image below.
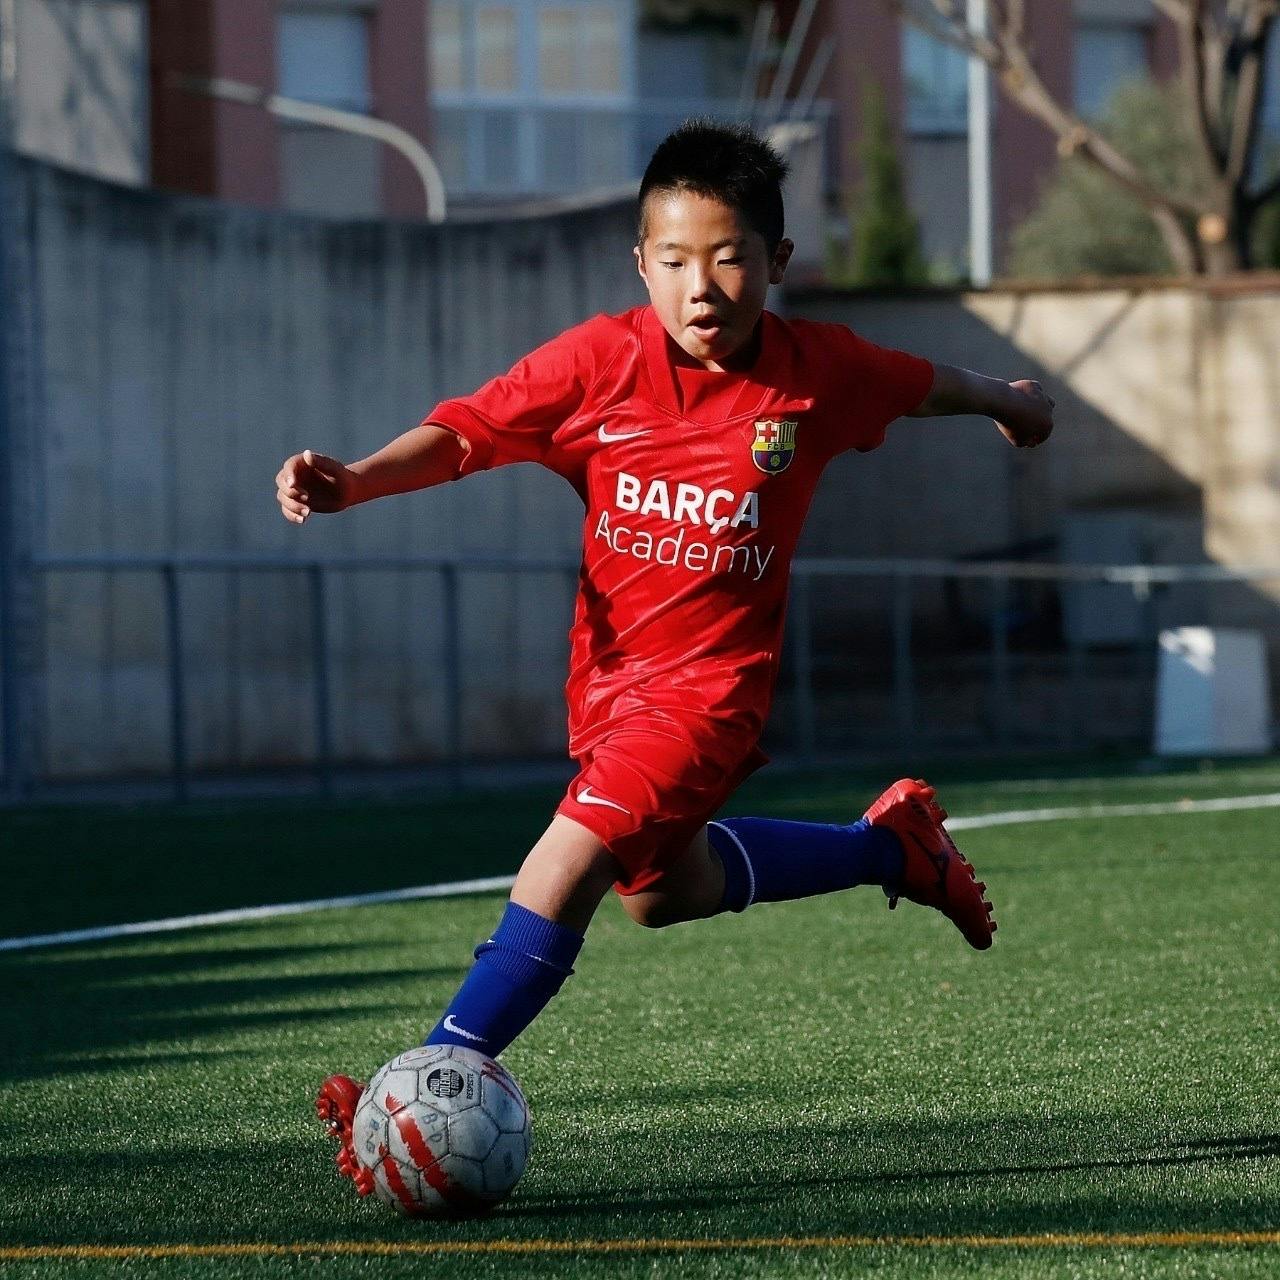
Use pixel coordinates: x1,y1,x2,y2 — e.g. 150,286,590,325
903,25,968,135
1074,22,1149,119
430,0,627,101
537,8,576,93
429,1,466,93
476,6,518,93
277,10,371,111
538,3,622,96
582,6,622,94
427,0,633,194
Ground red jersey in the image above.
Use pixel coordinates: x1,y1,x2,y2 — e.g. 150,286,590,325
425,304,933,761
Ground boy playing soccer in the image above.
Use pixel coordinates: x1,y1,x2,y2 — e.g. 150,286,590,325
275,122,1054,1199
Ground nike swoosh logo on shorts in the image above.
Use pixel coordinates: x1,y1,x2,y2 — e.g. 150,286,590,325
443,1015,485,1043
575,786,632,816
598,424,649,443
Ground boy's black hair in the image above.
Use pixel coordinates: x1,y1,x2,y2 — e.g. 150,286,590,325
637,119,788,252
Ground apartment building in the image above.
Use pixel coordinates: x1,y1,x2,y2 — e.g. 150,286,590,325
7,1,1278,271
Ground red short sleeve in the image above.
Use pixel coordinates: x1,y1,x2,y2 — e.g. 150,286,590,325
424,317,619,477
811,324,934,457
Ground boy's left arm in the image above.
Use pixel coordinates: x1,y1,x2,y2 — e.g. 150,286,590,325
908,362,1055,448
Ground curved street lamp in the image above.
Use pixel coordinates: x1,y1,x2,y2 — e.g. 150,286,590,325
171,73,447,223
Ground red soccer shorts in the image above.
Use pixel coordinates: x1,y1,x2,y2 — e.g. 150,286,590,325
556,713,768,896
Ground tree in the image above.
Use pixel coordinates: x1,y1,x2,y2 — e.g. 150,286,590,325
1010,79,1212,276
845,83,930,285
891,1,1280,276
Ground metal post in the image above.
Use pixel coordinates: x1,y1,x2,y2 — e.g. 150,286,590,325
967,0,993,287
308,564,333,797
440,563,463,786
0,60,34,804
736,2,775,118
1134,572,1161,745
0,140,17,801
764,0,819,123
892,572,914,746
791,569,817,763
162,564,188,803
1065,639,1087,750
989,576,1011,746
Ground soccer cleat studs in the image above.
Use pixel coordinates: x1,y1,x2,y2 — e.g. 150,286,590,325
865,777,997,950
316,1074,370,1196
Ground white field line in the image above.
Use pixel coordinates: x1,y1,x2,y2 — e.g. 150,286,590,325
3,791,1279,955
0,875,516,954
944,790,1280,830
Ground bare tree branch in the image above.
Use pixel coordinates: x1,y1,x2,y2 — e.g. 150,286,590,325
1003,0,1026,46
895,0,1209,222
891,0,1280,272
1151,0,1193,22
889,1,1002,61
1224,10,1274,189
1199,4,1227,141
1179,1,1228,180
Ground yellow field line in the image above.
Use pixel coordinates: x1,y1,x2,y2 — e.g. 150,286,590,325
1,1232,1277,1260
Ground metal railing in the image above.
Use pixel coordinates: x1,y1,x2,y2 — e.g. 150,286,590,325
430,98,835,198
784,557,1280,763
4,552,1278,804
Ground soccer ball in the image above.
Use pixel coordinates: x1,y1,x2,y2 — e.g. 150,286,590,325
351,1045,531,1216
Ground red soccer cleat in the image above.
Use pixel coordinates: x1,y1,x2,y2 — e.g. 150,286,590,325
315,1074,375,1197
864,777,996,951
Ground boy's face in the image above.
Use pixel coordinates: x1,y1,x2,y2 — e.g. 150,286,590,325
635,191,793,370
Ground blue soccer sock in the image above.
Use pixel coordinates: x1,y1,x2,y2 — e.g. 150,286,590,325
424,901,583,1058
707,816,905,913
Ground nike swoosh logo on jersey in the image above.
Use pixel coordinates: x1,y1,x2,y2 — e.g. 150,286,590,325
443,1015,485,1043
598,424,650,443
575,786,632,816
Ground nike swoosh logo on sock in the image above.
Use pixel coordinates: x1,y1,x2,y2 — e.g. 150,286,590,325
442,1014,485,1043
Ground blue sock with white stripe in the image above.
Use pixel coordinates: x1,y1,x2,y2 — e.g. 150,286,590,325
424,902,583,1057
708,816,905,913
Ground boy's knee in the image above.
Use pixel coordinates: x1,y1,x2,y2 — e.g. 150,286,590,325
620,891,702,930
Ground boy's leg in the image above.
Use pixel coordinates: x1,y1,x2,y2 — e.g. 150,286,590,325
620,779,995,951
617,825,724,928
317,816,618,1194
618,816,899,927
508,813,622,930
421,815,619,1054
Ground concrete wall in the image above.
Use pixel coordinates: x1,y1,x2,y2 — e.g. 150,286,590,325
793,281,1280,691
794,281,1280,581
11,159,1279,780
16,159,643,778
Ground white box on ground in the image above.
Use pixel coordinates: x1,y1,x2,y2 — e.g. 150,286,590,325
1154,627,1271,755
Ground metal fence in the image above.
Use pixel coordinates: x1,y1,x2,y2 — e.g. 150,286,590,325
431,99,835,199
3,553,1277,805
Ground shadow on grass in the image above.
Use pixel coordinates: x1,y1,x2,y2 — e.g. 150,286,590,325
1,1119,1277,1247
0,942,466,1082
512,1129,1280,1220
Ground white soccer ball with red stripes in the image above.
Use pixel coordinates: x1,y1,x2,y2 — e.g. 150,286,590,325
351,1045,531,1215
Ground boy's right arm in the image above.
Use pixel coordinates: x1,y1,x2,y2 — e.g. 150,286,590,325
276,424,465,525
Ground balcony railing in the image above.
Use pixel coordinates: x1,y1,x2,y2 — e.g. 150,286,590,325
429,97,834,198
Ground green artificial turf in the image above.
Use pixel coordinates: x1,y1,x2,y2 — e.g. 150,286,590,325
2,758,1278,1278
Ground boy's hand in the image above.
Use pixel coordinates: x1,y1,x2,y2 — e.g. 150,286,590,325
275,449,361,524
994,380,1054,448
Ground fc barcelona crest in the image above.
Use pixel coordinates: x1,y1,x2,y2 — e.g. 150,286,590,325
751,419,798,474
